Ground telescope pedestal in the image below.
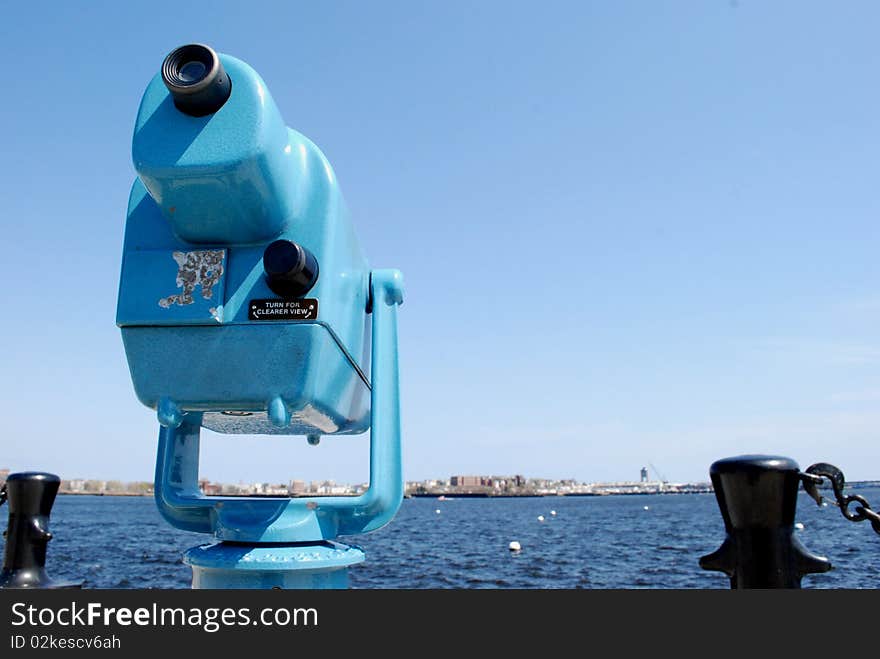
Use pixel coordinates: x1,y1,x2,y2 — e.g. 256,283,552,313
183,540,365,589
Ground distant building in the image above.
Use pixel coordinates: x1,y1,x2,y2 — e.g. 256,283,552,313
255,483,289,496
289,480,307,495
0,469,9,487
65,479,86,493
220,483,246,495
316,484,350,495
201,481,222,496
640,467,648,483
450,475,482,487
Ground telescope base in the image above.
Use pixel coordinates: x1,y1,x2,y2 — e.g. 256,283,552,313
183,540,365,589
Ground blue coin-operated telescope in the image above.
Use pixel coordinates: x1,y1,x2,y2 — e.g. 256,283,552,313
116,44,404,588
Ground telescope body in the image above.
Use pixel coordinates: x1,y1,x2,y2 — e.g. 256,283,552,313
117,54,371,437
116,45,403,563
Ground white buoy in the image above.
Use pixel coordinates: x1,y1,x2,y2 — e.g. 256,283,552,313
537,515,545,522
643,505,650,511
509,541,521,552
550,510,557,516
435,509,441,514
795,522,804,530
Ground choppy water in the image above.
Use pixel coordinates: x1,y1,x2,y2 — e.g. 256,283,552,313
12,489,880,588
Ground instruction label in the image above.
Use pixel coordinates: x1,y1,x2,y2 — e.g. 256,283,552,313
248,298,318,321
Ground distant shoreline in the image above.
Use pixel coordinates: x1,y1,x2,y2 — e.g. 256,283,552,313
408,490,713,498
58,491,151,497
55,479,880,500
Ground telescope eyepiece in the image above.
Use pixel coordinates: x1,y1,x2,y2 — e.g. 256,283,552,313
162,44,231,117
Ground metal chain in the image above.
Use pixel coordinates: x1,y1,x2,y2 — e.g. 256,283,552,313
801,462,880,536
0,484,6,507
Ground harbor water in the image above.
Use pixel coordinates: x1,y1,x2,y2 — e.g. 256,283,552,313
17,489,880,589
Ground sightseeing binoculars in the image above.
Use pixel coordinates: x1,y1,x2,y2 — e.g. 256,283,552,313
116,44,403,587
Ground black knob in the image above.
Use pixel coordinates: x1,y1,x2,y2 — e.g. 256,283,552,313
263,239,319,298
162,44,232,117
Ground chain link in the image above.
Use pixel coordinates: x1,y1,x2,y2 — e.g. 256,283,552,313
801,462,880,536
0,483,6,507
858,506,880,534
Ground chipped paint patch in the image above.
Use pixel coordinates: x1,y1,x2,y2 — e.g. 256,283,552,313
292,403,340,434
159,250,225,308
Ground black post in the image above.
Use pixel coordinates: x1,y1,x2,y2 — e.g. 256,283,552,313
699,455,831,588
0,472,82,588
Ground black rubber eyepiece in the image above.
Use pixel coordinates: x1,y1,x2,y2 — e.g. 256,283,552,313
263,240,319,298
162,44,231,117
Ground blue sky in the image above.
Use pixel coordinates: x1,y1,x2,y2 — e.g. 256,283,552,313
1,1,879,486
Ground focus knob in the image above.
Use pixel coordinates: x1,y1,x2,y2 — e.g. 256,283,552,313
263,240,319,297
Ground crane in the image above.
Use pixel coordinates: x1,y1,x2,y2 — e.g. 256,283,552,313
648,463,669,484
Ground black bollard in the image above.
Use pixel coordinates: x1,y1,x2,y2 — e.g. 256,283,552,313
699,455,831,589
0,472,82,588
